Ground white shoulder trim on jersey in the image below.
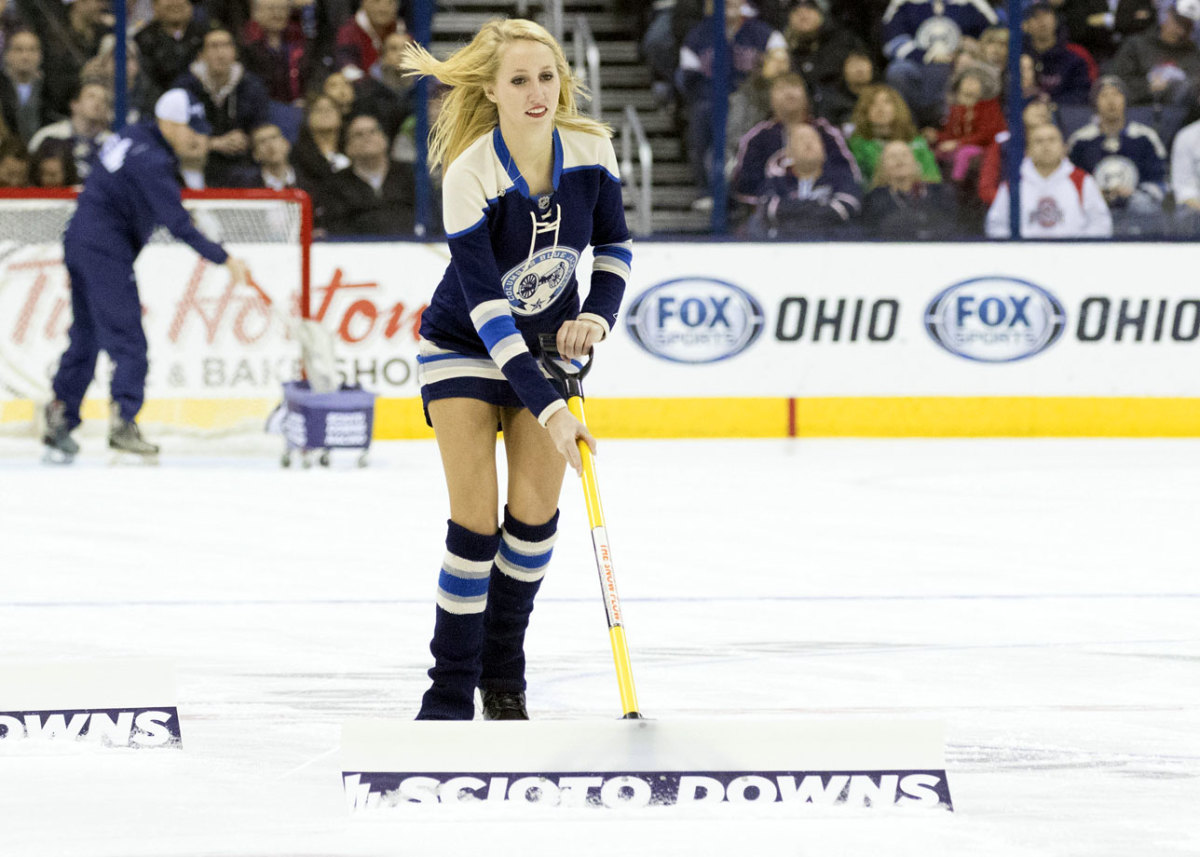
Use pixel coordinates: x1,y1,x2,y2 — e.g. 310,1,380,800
1067,122,1102,148
559,127,621,182
443,131,511,237
959,0,999,23
1126,122,1168,158
882,0,930,26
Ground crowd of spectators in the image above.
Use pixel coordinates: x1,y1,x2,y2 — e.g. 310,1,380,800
5,0,1200,239
639,0,1200,238
0,0,423,236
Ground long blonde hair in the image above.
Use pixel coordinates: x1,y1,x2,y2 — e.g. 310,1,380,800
401,18,610,172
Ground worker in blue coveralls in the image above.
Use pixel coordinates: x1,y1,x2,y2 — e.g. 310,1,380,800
42,88,249,463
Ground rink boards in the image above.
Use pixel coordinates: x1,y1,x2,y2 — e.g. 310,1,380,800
2,241,1198,437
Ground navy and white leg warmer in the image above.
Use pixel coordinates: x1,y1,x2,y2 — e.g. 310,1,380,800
480,507,559,693
416,520,500,720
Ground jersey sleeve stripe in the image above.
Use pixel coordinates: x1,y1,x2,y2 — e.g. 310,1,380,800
476,314,519,351
469,299,512,328
592,256,631,281
491,334,528,368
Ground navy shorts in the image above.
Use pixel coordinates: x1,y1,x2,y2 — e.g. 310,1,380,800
416,338,569,427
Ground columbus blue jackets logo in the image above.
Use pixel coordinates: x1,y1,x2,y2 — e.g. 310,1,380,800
914,16,962,54
1094,156,1138,195
501,247,579,316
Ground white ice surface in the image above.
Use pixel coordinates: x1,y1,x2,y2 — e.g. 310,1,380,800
1,437,1198,856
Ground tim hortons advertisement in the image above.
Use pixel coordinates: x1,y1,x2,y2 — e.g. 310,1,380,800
0,242,446,407
3,241,1200,409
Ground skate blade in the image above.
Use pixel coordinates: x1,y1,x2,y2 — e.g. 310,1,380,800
108,449,160,466
42,448,76,465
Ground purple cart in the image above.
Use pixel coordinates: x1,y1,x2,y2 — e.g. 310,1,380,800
280,381,377,468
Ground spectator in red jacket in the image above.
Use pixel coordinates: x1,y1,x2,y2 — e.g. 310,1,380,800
336,0,401,81
240,0,314,104
937,65,1006,183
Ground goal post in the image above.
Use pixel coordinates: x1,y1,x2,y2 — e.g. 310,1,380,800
0,187,313,443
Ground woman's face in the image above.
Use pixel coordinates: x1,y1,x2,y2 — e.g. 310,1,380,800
957,75,983,107
322,73,354,111
843,55,872,87
868,91,896,130
308,96,341,134
487,39,561,135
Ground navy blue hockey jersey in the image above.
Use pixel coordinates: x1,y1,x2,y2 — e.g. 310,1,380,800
66,121,227,265
420,126,632,425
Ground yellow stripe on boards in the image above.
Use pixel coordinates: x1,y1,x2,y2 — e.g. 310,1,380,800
4,396,1199,437
793,397,1200,437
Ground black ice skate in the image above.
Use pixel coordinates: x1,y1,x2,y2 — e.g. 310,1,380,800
42,400,80,464
109,408,160,460
481,690,528,721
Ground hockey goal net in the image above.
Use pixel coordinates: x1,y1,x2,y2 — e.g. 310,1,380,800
0,188,313,446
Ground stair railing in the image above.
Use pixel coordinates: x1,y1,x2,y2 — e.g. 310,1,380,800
621,105,653,236
572,13,602,119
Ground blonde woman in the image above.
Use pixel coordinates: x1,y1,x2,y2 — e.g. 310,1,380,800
847,84,941,185
401,19,632,721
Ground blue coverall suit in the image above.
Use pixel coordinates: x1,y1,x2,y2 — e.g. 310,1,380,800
52,121,228,429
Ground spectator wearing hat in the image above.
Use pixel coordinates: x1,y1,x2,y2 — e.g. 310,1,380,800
730,71,860,215
1170,114,1200,233
174,25,270,186
881,0,998,128
986,123,1112,237
1111,0,1200,107
1024,1,1094,107
745,120,862,237
40,88,249,461
1067,74,1168,233
28,79,113,181
936,64,1005,183
677,1,786,207
785,0,865,117
1059,0,1156,67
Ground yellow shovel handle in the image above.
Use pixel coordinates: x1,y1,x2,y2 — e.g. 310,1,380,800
568,395,641,719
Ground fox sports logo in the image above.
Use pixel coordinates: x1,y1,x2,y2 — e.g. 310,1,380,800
625,278,764,364
925,277,1065,362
